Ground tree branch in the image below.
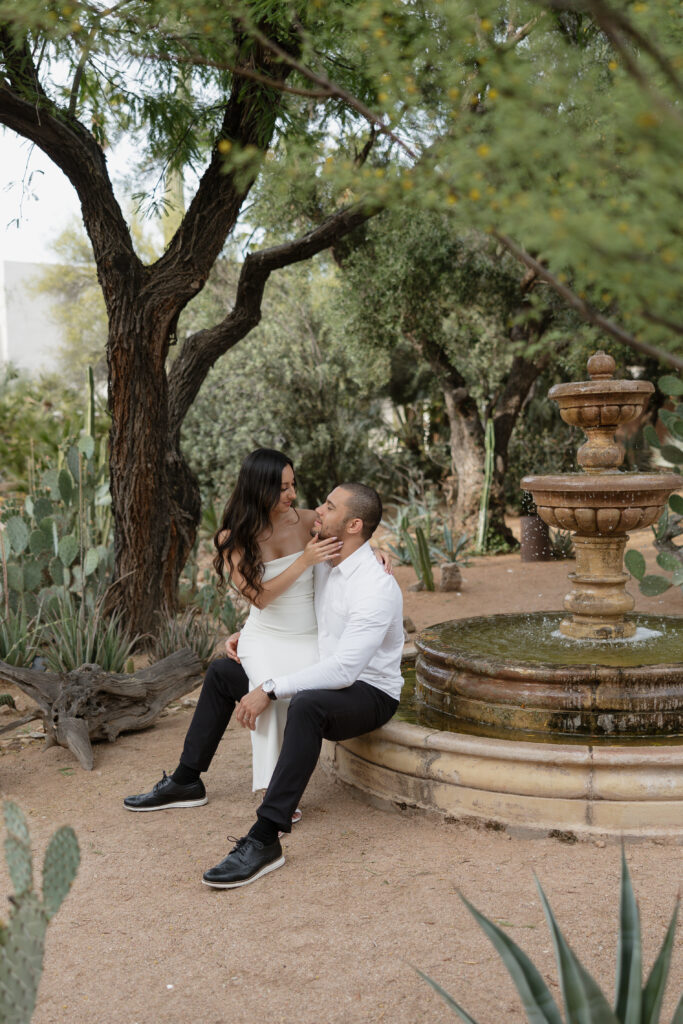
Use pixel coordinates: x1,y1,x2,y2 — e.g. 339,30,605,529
494,232,683,372
167,201,379,436
540,1,683,102
0,29,140,296
150,36,297,311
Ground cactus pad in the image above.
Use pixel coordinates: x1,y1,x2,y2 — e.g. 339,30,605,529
42,827,80,921
3,803,33,897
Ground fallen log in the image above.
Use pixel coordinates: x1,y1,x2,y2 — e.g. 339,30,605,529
0,648,203,770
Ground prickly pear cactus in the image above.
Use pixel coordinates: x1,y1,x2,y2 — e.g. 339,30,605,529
0,802,79,1024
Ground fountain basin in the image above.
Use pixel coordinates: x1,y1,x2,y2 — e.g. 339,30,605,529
321,618,683,839
522,473,680,534
415,613,683,739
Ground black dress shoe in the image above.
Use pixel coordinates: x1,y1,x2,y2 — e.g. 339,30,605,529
123,771,207,811
202,836,284,889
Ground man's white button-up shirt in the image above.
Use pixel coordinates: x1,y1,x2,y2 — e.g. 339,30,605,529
272,541,404,702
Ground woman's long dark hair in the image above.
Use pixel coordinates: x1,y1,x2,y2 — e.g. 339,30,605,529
213,448,296,597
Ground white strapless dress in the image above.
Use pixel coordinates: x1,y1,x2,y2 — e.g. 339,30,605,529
237,551,319,790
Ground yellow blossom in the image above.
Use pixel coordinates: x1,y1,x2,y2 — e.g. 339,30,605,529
476,143,490,158
488,88,498,100
218,140,232,153
469,188,481,201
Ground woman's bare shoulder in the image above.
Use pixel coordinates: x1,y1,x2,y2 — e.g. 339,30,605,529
297,508,318,524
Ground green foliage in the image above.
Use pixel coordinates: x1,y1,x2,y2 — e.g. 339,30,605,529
0,425,113,619
431,525,471,567
181,261,388,507
549,530,575,561
190,579,247,635
626,375,683,599
403,526,435,591
0,801,79,1024
419,849,682,1024
0,604,42,667
42,590,137,673
150,608,216,668
0,366,108,495
381,483,443,564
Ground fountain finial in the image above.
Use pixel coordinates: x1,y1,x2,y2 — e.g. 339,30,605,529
587,350,615,380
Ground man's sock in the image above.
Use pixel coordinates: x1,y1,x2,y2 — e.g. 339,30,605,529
171,763,201,786
248,816,280,846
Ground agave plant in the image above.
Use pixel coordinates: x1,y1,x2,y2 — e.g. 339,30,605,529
151,607,217,668
42,589,138,673
419,849,682,1024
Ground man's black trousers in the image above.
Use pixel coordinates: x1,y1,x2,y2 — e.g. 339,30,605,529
179,658,398,833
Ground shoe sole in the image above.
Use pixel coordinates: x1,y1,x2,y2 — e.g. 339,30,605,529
201,855,285,889
124,796,208,812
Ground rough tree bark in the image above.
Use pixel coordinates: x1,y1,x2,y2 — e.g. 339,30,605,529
417,331,552,542
0,29,378,632
0,649,202,770
486,353,551,544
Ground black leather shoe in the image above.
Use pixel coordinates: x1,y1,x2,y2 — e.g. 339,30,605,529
202,836,284,889
123,771,207,811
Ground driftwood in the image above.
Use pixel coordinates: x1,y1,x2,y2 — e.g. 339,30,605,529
0,648,203,770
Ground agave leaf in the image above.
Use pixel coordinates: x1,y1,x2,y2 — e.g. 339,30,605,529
615,848,642,1024
415,968,481,1023
535,876,620,1024
460,894,563,1024
641,900,679,1024
671,992,683,1024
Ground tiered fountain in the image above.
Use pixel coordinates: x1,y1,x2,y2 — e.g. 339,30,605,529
323,354,683,838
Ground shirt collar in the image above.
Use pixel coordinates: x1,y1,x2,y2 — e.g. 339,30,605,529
335,541,371,578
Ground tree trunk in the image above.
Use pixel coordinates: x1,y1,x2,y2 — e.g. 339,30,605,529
441,380,485,532
487,355,548,546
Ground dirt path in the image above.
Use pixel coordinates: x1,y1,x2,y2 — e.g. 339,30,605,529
1,536,681,1024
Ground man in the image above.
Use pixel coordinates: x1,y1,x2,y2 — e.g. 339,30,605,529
124,482,404,888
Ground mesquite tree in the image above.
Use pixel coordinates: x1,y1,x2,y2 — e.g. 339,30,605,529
0,4,376,631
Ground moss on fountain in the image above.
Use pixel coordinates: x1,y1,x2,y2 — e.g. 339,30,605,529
414,613,683,740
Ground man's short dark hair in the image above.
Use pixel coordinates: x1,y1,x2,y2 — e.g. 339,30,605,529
340,483,382,540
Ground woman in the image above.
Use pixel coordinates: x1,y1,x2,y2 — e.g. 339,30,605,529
213,448,344,796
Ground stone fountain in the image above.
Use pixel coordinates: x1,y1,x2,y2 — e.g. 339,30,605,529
322,353,683,839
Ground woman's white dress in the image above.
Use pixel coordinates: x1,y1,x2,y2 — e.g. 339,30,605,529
237,551,319,791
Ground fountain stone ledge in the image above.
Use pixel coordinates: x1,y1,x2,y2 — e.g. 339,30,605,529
320,718,683,841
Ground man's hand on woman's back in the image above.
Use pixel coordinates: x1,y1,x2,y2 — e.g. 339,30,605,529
225,633,241,662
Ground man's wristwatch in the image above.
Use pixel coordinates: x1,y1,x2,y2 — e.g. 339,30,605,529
262,679,277,701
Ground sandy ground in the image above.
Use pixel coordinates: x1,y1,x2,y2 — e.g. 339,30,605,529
0,529,681,1024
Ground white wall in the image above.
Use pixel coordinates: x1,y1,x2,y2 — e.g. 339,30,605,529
0,260,63,375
